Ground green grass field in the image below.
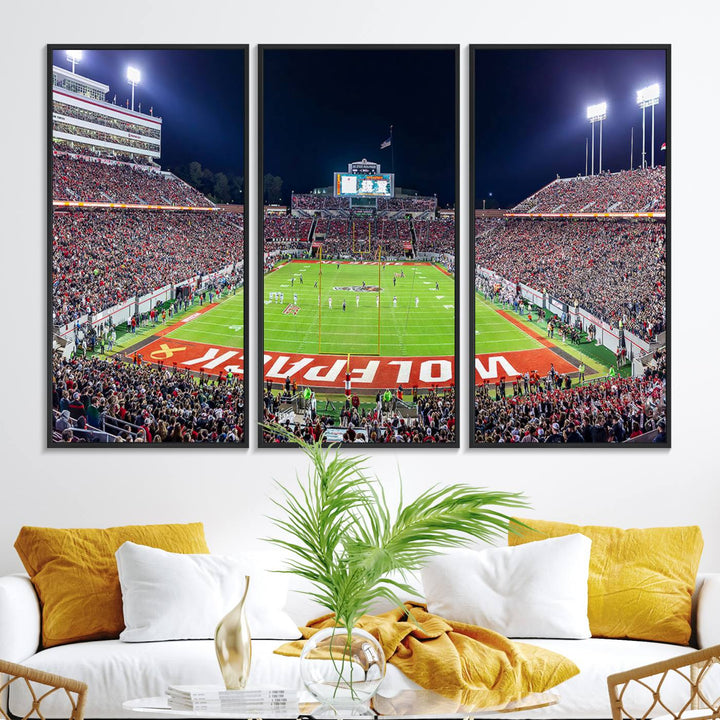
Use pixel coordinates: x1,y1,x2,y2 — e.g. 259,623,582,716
166,292,245,348
474,293,543,353
263,260,455,356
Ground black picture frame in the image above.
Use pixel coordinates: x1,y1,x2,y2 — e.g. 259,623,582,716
47,44,250,448
469,45,670,448
258,44,460,449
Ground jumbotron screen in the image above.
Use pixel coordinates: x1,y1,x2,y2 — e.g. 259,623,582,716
333,173,395,198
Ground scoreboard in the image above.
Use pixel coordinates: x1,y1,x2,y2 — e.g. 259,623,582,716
334,173,395,198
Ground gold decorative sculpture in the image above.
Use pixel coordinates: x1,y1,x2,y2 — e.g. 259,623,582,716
214,575,252,690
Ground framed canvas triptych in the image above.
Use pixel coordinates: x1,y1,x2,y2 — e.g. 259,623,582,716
47,44,667,448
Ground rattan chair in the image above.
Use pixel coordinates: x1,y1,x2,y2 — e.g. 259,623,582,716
608,644,720,720
0,660,87,720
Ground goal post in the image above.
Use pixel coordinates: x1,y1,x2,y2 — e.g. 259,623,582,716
376,244,382,356
351,219,372,255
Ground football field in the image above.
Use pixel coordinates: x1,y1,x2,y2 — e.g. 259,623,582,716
264,260,455,356
165,292,244,348
475,293,543,354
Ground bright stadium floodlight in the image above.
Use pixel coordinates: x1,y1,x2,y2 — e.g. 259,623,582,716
586,102,607,121
637,83,661,169
66,50,82,73
586,102,608,176
127,66,141,111
636,83,660,106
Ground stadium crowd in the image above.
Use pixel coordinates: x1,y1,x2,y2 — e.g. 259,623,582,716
377,197,437,212
264,215,313,241
263,214,455,258
475,218,665,340
261,387,456,444
512,167,666,213
52,356,245,443
474,352,666,444
53,140,154,165
53,100,162,139
54,124,159,157
292,194,349,211
53,209,243,325
53,153,213,206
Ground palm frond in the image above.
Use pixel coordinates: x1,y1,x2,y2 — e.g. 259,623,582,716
263,422,530,630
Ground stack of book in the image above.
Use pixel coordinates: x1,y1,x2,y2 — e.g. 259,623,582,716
165,685,299,715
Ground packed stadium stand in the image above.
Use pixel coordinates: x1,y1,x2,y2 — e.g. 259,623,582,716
511,166,665,213
52,357,245,444
263,206,455,259
53,153,213,206
53,209,243,325
474,166,667,444
50,61,244,444
475,217,665,340
474,353,666,444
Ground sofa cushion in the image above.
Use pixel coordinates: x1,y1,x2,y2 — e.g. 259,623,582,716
116,542,300,641
509,519,703,645
14,523,209,648
421,535,591,639
11,637,713,719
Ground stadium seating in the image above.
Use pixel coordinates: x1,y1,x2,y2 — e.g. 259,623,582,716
53,152,213,206
474,349,666,444
52,209,243,325
263,213,455,259
52,356,244,444
512,167,666,213
475,218,665,340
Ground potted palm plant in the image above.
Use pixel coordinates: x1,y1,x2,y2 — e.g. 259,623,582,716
264,426,528,714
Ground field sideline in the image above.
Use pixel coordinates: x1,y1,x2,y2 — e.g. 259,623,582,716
474,291,609,383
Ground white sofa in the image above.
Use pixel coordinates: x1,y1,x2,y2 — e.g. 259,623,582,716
1,566,719,720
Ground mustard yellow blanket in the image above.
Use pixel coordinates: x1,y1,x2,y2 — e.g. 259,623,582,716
275,603,579,711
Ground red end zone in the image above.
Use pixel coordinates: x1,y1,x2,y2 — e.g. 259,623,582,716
137,338,244,376
136,333,577,388
135,340,575,389
475,349,576,383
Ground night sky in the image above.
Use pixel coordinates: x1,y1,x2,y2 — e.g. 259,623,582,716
474,47,667,209
262,48,456,207
51,47,245,177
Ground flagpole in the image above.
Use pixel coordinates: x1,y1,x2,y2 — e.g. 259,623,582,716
630,127,634,170
390,125,394,175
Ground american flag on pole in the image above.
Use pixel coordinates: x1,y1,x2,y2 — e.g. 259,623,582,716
380,136,391,150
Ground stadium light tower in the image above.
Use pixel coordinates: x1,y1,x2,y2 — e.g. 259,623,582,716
127,66,141,112
66,50,82,74
586,102,607,176
637,83,660,169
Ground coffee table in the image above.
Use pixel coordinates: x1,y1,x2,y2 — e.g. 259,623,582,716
124,688,558,719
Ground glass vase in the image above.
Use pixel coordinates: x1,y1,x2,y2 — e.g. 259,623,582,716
214,575,251,690
299,626,386,717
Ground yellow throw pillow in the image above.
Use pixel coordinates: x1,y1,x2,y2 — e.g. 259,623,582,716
15,523,209,648
509,519,703,645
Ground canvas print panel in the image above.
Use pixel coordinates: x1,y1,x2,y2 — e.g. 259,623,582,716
50,47,247,445
260,46,458,446
472,47,667,446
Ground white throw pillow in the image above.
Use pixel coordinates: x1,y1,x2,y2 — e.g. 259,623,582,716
116,541,301,642
421,534,592,639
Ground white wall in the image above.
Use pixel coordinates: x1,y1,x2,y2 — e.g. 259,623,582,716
1,1,718,576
